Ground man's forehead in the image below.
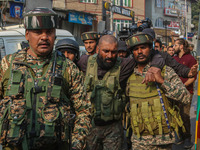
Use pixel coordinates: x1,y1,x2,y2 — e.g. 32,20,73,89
84,39,96,43
26,28,55,32
133,44,148,49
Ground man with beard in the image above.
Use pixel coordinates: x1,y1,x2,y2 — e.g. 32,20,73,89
173,38,197,149
77,35,166,150
81,31,99,55
0,7,91,150
142,28,198,78
154,39,162,52
126,33,190,150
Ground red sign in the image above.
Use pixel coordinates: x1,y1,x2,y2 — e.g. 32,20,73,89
164,8,185,17
167,21,180,28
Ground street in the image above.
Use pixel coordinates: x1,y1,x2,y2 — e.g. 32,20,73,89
172,77,198,150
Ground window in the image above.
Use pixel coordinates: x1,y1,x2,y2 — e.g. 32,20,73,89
123,0,132,7
181,4,188,12
113,0,132,7
114,20,132,31
155,0,165,8
80,0,97,3
155,17,164,27
114,0,120,6
168,2,175,9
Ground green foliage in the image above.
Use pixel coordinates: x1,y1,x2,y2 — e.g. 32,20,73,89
191,1,200,31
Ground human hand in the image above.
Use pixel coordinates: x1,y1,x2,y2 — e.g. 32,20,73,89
142,67,158,84
142,67,163,84
188,63,198,78
152,68,164,84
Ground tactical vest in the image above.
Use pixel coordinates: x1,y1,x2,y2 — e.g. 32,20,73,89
126,66,185,138
84,54,125,122
0,50,71,149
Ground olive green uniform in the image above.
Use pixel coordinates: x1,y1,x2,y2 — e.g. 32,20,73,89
126,64,190,150
0,49,91,150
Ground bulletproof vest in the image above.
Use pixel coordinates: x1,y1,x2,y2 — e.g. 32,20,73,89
0,50,71,149
126,66,185,138
84,54,125,122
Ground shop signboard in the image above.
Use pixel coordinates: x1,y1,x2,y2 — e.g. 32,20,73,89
68,12,93,25
9,2,23,18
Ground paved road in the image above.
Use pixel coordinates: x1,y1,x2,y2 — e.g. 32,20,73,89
172,78,198,150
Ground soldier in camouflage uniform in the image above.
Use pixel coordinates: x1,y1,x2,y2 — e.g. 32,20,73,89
125,33,191,150
0,7,91,150
81,31,99,55
78,34,167,150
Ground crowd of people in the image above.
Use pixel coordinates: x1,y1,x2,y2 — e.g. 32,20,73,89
0,7,198,150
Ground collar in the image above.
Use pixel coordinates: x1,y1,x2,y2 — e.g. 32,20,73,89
134,64,151,76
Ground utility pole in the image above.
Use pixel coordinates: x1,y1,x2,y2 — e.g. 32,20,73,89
185,0,188,40
110,0,113,31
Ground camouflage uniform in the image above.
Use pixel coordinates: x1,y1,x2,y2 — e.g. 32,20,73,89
129,65,190,150
0,7,91,150
81,31,98,42
125,33,190,150
0,49,91,150
81,31,99,55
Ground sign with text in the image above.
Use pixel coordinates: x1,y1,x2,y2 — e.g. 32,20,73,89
103,1,134,18
167,21,180,28
68,12,93,25
164,8,185,17
9,2,23,18
111,5,134,17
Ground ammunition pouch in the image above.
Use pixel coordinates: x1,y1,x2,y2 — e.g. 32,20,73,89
127,70,185,138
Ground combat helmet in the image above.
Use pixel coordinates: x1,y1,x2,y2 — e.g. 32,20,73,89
81,31,99,41
55,38,80,60
126,33,153,50
23,7,58,30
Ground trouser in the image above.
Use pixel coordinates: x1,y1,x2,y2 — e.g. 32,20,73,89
86,120,124,150
178,94,193,139
131,143,172,150
3,142,69,150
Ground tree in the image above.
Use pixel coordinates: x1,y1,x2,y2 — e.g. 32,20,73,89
191,1,200,32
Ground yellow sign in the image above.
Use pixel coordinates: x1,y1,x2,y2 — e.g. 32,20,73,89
130,11,135,17
104,2,109,10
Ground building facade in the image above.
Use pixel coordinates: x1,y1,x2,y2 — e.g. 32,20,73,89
52,0,145,44
145,0,194,45
0,0,146,45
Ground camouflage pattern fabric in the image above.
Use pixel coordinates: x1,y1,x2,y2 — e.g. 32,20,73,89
23,7,58,29
0,48,91,149
128,64,190,147
126,33,153,50
86,121,124,150
177,94,193,139
132,138,172,150
26,53,50,78
81,31,98,41
3,142,69,150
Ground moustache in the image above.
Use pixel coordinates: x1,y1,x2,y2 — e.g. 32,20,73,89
104,58,114,62
137,54,147,59
38,41,50,46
